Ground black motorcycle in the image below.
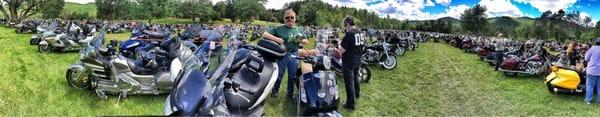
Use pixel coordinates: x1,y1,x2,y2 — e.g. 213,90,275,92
362,40,397,69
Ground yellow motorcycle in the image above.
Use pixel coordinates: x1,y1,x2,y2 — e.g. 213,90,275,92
544,63,585,94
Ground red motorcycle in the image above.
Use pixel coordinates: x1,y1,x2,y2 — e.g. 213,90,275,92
499,54,549,76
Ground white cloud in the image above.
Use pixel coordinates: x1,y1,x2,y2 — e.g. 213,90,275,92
513,0,577,12
579,12,596,27
435,0,452,6
435,5,471,19
425,0,436,7
478,0,525,17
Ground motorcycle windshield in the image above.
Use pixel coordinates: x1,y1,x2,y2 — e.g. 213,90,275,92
130,22,145,38
88,31,105,48
172,68,213,115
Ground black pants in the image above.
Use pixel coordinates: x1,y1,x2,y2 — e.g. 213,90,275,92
495,51,504,70
342,59,360,105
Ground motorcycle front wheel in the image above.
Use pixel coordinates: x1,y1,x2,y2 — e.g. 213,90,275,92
66,68,91,89
38,44,52,53
395,47,406,56
381,54,397,69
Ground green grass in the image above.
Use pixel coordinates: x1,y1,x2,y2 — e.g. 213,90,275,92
64,2,97,17
2,26,600,116
106,32,132,41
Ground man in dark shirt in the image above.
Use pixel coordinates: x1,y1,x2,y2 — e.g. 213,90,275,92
337,16,364,110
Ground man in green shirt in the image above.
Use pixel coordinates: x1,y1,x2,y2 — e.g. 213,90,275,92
263,9,308,98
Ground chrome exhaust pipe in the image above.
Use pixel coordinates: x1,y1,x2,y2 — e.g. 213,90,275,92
498,68,536,75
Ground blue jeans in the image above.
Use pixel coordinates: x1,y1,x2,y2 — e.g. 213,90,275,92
585,74,600,103
272,51,298,96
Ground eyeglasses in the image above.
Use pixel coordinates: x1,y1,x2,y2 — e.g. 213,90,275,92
285,16,295,20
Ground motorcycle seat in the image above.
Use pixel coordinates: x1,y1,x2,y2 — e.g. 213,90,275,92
124,56,155,75
232,61,274,96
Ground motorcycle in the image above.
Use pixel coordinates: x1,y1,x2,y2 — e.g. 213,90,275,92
389,37,406,56
65,31,185,99
164,39,286,116
544,63,586,94
38,22,95,53
293,55,342,116
362,39,397,69
498,53,550,76
15,20,38,34
329,48,371,83
462,39,476,53
119,24,171,58
30,22,60,45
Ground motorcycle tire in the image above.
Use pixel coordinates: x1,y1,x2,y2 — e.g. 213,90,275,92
395,47,406,56
358,65,371,83
504,71,517,77
38,44,52,53
66,68,91,89
408,45,415,51
381,54,397,69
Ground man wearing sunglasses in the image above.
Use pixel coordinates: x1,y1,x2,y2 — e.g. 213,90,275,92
263,9,308,99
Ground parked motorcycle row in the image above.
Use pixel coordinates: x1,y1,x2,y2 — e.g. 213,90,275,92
3,18,436,116
436,33,592,95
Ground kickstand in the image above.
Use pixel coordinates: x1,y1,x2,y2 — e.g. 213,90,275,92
117,90,128,103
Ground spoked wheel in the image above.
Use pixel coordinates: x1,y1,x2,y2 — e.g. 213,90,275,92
408,44,415,51
66,67,91,89
38,44,52,53
381,54,397,69
394,47,405,56
357,65,371,83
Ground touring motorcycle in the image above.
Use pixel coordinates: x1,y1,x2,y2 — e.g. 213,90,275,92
163,39,286,116
65,31,185,99
38,22,95,53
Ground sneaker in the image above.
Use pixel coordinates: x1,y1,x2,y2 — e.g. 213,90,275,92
585,101,592,105
271,93,279,98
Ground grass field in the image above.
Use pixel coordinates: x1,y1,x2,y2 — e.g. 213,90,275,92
2,26,600,116
64,2,97,17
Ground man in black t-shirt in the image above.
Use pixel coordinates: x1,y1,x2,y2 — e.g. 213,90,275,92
337,16,364,110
